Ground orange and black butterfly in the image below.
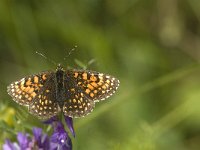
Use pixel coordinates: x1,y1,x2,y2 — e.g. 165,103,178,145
7,64,120,119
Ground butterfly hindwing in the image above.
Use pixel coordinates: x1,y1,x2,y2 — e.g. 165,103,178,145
29,75,61,119
63,76,94,118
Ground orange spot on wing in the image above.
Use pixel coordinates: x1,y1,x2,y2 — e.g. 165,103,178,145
74,72,78,78
90,93,94,97
34,76,39,83
82,73,87,80
85,89,90,94
28,87,34,93
90,75,97,81
87,84,94,90
25,80,32,86
20,86,26,90
91,82,98,88
102,85,107,89
42,74,47,80
31,92,36,98
24,86,31,92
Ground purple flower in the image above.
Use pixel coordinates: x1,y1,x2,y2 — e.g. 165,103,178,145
51,122,72,150
64,116,75,137
44,116,74,150
3,116,74,150
44,116,75,137
32,128,50,149
17,132,29,149
3,139,19,150
3,128,50,150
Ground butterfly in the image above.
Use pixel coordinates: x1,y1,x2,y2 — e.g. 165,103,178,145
7,64,120,119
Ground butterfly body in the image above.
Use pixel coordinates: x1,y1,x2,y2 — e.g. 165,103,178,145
7,65,120,119
55,66,65,109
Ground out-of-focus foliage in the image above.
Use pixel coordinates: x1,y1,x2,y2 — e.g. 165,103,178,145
0,0,200,149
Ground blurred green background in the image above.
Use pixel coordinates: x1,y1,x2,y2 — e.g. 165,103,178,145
1,0,200,149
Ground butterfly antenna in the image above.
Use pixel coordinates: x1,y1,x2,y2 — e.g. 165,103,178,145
36,51,57,66
64,45,77,61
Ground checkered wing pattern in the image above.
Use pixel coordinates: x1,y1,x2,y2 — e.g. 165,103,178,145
68,70,120,101
7,71,51,106
7,72,60,119
63,77,95,118
62,70,119,118
7,65,120,119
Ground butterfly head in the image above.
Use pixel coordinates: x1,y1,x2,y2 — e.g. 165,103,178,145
56,64,64,71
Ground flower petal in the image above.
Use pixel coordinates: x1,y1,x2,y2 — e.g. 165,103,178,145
3,140,20,150
65,136,72,150
51,122,72,150
17,132,29,149
41,134,50,150
49,142,58,150
3,139,16,150
32,127,50,149
64,116,75,137
32,127,42,142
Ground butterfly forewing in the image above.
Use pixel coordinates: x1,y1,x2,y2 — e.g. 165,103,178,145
67,70,120,102
7,71,52,106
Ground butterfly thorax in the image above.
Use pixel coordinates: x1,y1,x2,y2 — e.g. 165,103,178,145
55,66,65,109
